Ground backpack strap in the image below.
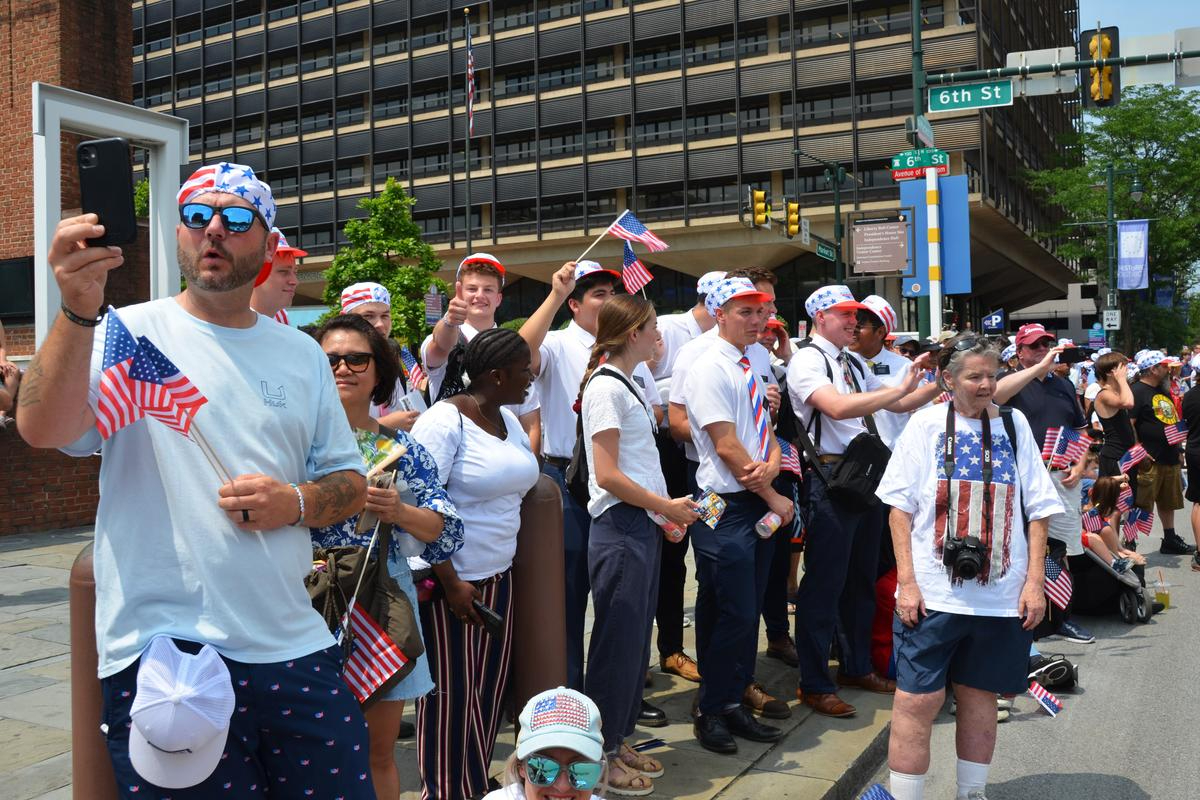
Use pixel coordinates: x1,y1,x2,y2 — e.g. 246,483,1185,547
999,405,1030,536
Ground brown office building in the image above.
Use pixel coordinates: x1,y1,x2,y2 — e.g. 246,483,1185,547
131,0,1079,327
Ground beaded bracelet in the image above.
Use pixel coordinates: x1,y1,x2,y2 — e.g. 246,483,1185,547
289,482,306,526
61,302,105,328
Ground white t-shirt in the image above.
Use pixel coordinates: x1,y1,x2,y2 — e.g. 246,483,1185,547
483,785,599,800
685,336,772,494
1084,382,1102,426
787,333,884,456
582,365,667,518
875,404,1064,617
410,401,540,580
652,309,703,381
536,321,661,459
849,346,914,450
62,298,363,678
420,322,542,416
671,328,776,462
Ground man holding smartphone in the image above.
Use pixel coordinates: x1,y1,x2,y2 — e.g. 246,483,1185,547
16,162,375,797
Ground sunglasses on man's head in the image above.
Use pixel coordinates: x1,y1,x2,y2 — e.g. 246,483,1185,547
524,755,604,790
326,352,373,373
179,202,264,233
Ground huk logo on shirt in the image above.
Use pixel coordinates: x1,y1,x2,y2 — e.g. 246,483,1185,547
260,381,287,408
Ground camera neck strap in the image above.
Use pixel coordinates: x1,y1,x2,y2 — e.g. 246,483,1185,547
943,403,995,544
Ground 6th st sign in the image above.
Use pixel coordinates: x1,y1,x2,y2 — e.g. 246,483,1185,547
928,79,1014,113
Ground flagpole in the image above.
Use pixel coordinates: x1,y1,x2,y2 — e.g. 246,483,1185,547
463,7,473,254
575,210,628,262
190,420,232,484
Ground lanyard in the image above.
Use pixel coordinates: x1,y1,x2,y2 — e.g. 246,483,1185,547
943,403,994,541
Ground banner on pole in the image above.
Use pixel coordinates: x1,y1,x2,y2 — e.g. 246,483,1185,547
1116,219,1149,290
900,175,972,297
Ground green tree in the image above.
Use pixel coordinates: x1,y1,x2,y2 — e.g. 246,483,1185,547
321,178,447,346
1025,85,1200,352
134,177,150,218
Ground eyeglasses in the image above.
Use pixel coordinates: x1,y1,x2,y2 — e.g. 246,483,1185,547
179,202,265,233
951,335,986,352
1023,339,1052,350
326,352,373,373
524,755,604,790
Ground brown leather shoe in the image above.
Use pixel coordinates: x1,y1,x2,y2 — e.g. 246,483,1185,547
797,690,856,718
837,671,897,694
661,652,701,683
765,635,799,667
743,682,791,719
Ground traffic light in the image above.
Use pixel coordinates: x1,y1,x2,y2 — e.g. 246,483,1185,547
785,201,801,238
1081,26,1120,108
750,188,769,228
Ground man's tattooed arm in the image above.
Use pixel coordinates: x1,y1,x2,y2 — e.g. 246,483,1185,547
301,470,366,527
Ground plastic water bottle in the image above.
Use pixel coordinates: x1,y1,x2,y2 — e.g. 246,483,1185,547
649,511,687,543
755,512,782,538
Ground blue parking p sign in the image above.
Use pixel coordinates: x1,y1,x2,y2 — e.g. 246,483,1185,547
982,310,1004,332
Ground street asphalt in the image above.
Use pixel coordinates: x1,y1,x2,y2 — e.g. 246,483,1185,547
864,522,1196,800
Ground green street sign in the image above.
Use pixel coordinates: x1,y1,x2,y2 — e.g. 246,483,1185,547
928,79,1014,113
891,149,949,170
816,241,836,262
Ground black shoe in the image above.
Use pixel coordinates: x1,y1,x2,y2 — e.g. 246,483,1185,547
1160,533,1197,555
637,699,668,728
397,719,415,740
721,704,784,743
694,712,738,754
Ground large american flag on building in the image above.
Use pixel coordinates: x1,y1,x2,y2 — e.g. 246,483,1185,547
621,240,654,293
130,336,209,438
933,429,1017,585
607,210,669,252
95,308,144,439
341,600,409,704
1044,556,1073,610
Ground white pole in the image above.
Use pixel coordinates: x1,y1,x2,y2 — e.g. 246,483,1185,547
575,210,629,262
926,167,943,335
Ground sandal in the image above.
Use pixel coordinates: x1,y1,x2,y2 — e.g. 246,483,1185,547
607,758,654,797
619,742,664,778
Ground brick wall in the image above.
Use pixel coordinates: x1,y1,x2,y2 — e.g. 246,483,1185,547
1,0,133,534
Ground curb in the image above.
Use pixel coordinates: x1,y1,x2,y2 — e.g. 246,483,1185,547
820,720,891,800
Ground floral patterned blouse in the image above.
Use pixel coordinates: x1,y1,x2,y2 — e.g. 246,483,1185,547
310,427,463,565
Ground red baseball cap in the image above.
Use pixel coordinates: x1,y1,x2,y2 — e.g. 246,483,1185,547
254,229,307,287
1014,323,1055,347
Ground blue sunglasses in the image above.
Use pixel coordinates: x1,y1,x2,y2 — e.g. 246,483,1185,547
524,755,604,790
179,202,265,233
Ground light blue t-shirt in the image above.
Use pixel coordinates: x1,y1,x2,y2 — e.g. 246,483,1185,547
63,298,364,678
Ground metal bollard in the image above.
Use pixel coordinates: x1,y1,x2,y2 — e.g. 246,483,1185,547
509,475,567,713
70,543,117,800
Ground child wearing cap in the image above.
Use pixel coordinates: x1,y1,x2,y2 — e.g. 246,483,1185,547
518,260,664,693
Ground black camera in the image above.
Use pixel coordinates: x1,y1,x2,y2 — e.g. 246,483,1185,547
943,534,987,580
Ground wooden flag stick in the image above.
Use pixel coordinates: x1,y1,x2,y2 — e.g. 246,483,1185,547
575,210,628,262
191,420,232,484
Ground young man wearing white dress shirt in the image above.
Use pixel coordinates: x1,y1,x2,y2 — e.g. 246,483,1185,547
787,285,939,720
650,270,725,393
684,277,796,754
519,260,664,695
848,295,917,449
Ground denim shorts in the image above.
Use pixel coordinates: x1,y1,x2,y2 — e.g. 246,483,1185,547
893,610,1033,695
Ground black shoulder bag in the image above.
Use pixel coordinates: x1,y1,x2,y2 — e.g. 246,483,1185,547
430,329,470,404
565,367,644,509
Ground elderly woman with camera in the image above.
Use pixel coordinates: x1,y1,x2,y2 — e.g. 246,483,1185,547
874,335,1064,800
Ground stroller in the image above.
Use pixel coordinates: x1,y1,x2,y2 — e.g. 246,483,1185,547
1068,549,1155,624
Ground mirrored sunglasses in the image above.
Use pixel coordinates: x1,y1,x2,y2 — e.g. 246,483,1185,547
524,755,604,791
179,202,264,233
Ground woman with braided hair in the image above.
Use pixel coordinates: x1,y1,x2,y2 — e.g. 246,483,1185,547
577,294,699,795
411,327,541,800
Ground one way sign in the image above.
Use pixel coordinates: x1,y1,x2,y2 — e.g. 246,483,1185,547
982,310,1005,332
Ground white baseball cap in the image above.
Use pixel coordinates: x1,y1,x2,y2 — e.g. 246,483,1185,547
859,295,898,335
697,271,727,295
457,252,506,285
128,637,235,789
804,285,867,318
574,259,622,283
516,687,604,763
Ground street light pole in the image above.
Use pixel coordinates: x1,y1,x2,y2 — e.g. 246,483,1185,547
1104,162,1140,347
796,147,848,281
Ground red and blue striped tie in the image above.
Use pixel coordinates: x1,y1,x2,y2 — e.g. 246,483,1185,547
739,356,770,461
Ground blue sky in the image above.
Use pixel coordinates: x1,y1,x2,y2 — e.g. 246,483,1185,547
1079,0,1199,39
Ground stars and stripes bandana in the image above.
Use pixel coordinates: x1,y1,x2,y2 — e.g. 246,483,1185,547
340,282,391,312
739,355,770,461
177,162,276,230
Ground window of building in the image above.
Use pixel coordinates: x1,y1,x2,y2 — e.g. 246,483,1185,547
685,34,734,66
631,41,682,75
268,53,298,80
372,27,407,57
234,0,262,30
235,117,263,145
176,14,201,46
494,69,535,99
634,115,683,146
133,28,144,57
204,6,233,39
372,91,409,120
412,151,449,177
204,124,234,150
411,20,449,49
336,160,366,188
204,65,233,94
587,192,617,217
300,45,332,73
145,78,172,106
373,154,409,182
539,61,585,93
494,136,537,166
273,172,299,196
411,89,449,113
145,21,171,53
493,2,534,32
298,226,334,249
300,105,333,133
585,55,617,83
301,166,334,192
636,187,686,219
687,181,741,215
335,35,365,66
335,102,366,127
267,1,298,23
176,71,203,100
268,110,299,138
236,58,263,87
299,0,331,12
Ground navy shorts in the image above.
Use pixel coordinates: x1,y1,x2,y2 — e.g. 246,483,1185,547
101,641,374,799
893,610,1033,696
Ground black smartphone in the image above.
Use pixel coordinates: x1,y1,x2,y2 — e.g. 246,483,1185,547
1058,347,1092,365
472,599,504,639
77,138,138,247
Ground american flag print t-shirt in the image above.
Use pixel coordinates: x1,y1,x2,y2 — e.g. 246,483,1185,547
875,404,1064,617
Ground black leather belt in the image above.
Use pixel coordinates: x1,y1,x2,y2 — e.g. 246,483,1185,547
545,456,571,470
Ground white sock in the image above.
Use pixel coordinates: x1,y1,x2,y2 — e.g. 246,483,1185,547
956,757,990,798
889,769,926,800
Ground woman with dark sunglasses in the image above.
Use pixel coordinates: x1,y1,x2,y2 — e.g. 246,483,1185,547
488,688,608,800
310,313,463,800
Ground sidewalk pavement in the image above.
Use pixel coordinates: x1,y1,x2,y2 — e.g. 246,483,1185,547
0,527,890,800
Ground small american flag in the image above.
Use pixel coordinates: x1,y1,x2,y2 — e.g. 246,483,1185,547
1118,444,1148,473
1126,506,1155,536
779,439,803,475
1028,680,1063,716
424,288,443,325
621,241,654,293
465,17,475,136
399,346,427,387
95,307,144,439
607,210,669,252
934,391,952,404
529,693,591,730
1117,483,1134,513
130,337,209,438
1044,556,1073,611
341,601,409,704
1041,427,1092,469
1165,420,1188,446
859,785,897,800
1082,509,1106,532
